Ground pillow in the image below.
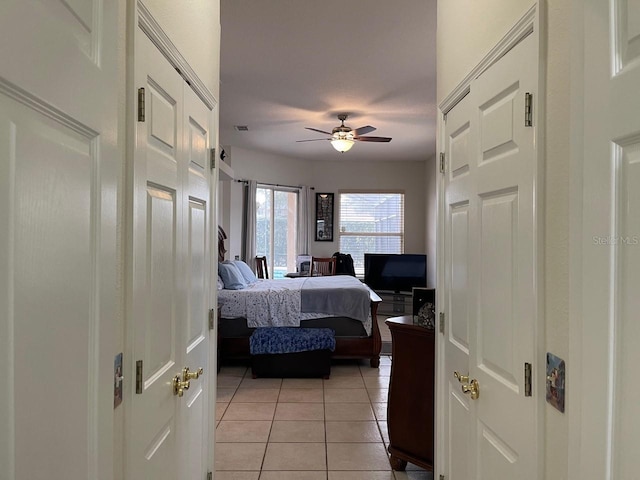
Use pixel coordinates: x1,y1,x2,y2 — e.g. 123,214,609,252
218,262,248,290
217,276,224,291
233,260,258,284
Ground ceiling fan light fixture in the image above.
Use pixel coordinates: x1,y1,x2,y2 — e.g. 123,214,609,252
300,114,389,152
331,138,355,153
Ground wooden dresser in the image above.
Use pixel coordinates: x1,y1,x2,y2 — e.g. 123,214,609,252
385,315,435,471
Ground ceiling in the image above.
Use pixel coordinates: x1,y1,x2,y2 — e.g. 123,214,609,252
219,0,437,163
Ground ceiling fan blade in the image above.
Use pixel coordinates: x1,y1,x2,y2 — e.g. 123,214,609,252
305,127,333,135
354,125,376,136
355,136,392,143
296,138,331,142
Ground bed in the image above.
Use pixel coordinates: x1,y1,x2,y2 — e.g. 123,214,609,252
217,275,382,368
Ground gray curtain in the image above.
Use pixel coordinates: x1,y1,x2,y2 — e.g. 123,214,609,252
297,186,311,256
242,180,257,269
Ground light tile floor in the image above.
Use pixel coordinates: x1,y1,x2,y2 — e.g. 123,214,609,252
215,356,433,480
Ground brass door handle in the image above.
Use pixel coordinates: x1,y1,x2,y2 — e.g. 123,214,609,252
173,375,190,397
461,378,480,400
183,367,204,382
454,371,469,384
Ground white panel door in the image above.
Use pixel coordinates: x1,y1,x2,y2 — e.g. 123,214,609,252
0,1,118,479
443,92,474,480
128,31,183,480
180,85,212,479
574,1,640,478
441,32,539,480
471,32,537,479
128,30,212,480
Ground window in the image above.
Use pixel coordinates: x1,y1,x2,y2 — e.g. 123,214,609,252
255,185,298,279
338,192,404,276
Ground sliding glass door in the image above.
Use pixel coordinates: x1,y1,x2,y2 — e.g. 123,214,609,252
256,185,298,278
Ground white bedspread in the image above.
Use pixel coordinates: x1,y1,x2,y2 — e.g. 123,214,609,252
218,276,372,335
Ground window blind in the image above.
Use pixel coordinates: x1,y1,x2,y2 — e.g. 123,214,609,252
338,192,404,276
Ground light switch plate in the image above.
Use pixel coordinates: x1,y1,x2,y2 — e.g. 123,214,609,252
546,352,565,413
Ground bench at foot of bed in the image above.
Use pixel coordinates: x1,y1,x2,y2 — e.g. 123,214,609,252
249,327,335,378
251,350,332,379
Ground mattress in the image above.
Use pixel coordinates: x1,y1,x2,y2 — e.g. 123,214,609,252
218,275,373,335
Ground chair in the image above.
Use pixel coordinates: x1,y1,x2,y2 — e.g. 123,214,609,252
217,226,227,262
255,256,269,279
311,256,336,276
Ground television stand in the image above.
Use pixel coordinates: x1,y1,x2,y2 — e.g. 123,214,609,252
376,291,412,317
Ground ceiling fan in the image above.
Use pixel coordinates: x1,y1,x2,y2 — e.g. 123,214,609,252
297,114,392,153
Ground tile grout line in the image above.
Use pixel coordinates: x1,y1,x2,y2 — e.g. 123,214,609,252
257,377,277,476
323,373,328,478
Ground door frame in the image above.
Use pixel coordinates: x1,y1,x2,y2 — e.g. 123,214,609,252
123,1,219,477
567,0,584,475
435,3,545,478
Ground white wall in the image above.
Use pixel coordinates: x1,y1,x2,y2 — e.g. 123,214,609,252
437,0,534,101
437,1,571,479
309,159,427,258
541,2,571,476
226,146,428,265
142,0,221,98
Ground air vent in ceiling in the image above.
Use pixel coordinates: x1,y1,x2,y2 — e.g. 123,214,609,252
234,125,249,132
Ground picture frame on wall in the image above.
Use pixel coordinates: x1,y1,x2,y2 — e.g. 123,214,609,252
315,192,334,241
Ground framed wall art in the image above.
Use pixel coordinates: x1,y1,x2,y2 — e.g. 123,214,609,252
315,192,334,241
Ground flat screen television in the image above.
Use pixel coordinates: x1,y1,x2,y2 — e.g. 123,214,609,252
364,253,427,293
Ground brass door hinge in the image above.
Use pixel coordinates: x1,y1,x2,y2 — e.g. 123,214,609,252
135,360,143,394
439,152,446,174
137,87,145,122
207,471,212,480
524,362,532,396
525,92,533,127
209,308,215,330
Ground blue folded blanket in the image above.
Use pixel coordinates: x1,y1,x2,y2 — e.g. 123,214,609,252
250,327,336,355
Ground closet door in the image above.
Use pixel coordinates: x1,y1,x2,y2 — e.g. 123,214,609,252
179,84,213,478
128,31,211,480
0,1,118,478
442,91,474,480
469,31,538,478
572,1,640,478
440,29,540,480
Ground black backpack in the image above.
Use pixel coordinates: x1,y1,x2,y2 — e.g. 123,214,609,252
332,252,356,276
